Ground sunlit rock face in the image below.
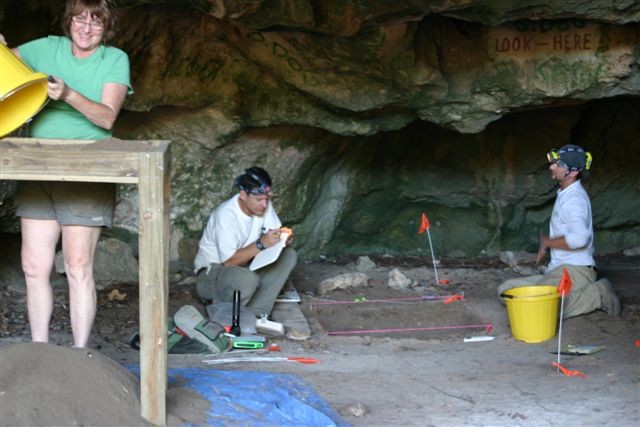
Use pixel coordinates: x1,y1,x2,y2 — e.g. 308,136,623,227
1,1,638,258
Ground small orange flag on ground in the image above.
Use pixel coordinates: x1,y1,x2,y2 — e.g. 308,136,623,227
418,213,430,234
557,268,572,296
443,294,464,304
552,362,588,378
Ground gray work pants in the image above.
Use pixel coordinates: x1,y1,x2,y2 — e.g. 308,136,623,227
196,247,297,317
498,264,599,318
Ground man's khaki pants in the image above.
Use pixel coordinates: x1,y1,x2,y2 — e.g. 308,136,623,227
196,247,297,318
498,264,599,318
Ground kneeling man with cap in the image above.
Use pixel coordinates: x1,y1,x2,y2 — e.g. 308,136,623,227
498,145,620,318
194,167,297,319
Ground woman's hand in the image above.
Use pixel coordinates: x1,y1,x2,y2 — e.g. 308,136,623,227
46,76,69,101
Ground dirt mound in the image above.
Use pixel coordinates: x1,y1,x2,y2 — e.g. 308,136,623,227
0,343,208,427
0,342,152,426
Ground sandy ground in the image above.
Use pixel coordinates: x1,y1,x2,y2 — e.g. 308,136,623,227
1,249,639,426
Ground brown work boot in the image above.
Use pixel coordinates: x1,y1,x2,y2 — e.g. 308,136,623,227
595,278,621,317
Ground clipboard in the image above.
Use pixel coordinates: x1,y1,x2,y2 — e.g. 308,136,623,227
249,240,286,271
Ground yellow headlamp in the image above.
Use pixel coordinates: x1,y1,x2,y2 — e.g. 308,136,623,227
584,152,592,170
547,149,559,163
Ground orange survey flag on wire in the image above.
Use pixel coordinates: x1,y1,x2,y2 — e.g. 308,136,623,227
443,294,464,304
552,362,588,378
418,213,430,234
557,268,572,296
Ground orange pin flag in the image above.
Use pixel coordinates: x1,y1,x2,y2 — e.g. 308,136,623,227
556,268,573,370
443,294,464,304
557,268,572,296
418,212,440,284
552,362,588,378
418,212,430,234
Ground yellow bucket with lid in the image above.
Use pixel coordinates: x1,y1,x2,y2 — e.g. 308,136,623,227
0,43,49,137
501,285,560,343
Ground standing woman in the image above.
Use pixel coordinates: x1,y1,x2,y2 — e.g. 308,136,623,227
1,0,132,347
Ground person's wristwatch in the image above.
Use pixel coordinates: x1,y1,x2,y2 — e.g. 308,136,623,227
256,240,266,251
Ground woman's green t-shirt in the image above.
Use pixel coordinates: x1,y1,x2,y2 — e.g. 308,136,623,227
18,36,132,140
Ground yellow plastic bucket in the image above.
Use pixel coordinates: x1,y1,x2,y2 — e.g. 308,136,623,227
501,285,560,343
0,44,49,137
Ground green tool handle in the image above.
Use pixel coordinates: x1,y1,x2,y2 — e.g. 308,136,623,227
232,341,265,349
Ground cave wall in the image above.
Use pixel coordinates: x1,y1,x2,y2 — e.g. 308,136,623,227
113,97,640,259
1,1,639,260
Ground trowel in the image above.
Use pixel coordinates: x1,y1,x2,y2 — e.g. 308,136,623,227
549,345,605,356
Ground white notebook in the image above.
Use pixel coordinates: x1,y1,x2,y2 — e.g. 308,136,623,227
249,240,286,271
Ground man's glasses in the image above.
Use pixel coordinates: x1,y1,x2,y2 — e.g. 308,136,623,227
72,15,104,30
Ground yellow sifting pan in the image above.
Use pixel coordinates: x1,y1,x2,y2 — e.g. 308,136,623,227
0,43,48,137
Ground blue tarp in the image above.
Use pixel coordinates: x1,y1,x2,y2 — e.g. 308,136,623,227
129,366,348,427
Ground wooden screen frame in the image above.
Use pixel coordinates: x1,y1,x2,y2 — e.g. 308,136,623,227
1,137,171,425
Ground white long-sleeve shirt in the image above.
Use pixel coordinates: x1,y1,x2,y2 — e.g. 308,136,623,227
194,194,281,272
547,180,595,271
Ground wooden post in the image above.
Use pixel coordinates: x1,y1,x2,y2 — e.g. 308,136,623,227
137,147,170,424
0,137,171,426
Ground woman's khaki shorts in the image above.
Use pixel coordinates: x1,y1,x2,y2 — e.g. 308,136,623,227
15,181,115,227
